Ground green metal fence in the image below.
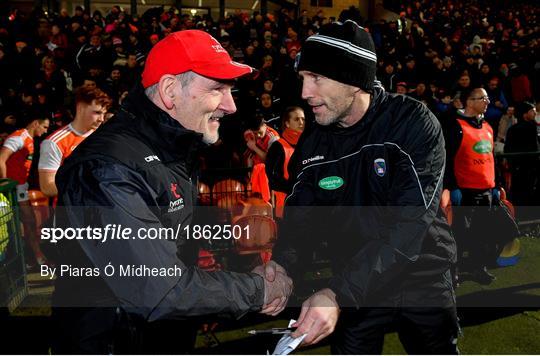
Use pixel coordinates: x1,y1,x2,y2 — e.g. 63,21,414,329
0,178,27,311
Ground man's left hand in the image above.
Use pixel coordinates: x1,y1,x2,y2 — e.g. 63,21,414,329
441,189,450,209
291,288,340,346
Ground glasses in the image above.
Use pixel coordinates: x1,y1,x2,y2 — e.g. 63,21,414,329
469,96,489,102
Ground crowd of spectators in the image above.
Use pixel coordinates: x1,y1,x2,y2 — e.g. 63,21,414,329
0,1,538,189
379,0,538,132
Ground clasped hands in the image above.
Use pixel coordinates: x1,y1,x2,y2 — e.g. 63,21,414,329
252,261,340,346
252,260,292,316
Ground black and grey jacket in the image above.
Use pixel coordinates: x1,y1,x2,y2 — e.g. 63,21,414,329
53,84,264,322
273,85,456,308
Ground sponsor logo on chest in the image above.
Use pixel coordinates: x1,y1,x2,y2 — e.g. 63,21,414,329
473,140,493,154
318,176,344,190
168,183,185,213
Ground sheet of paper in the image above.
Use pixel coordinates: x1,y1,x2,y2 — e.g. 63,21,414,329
271,320,306,355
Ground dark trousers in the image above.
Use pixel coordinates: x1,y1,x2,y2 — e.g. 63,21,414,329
51,307,198,354
330,307,459,354
452,189,495,269
331,269,459,354
510,164,540,219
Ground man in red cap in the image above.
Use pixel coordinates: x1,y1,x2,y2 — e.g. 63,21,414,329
50,30,292,354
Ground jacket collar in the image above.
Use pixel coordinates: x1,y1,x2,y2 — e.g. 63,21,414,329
456,109,484,129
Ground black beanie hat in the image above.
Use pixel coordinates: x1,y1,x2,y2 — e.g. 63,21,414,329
516,101,535,120
296,20,377,93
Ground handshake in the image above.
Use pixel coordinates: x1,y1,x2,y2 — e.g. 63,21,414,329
252,261,293,316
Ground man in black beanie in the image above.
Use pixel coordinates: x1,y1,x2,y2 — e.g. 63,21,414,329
263,20,459,353
504,101,539,211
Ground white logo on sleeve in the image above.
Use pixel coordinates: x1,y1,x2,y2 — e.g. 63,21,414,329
144,155,161,163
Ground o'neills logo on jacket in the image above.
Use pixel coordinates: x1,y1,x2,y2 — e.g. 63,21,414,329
168,183,184,213
302,155,325,165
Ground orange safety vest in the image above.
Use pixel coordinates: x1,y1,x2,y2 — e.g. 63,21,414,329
6,129,34,184
454,118,495,189
273,138,295,218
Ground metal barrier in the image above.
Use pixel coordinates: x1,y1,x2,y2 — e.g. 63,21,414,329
198,168,252,207
495,151,540,159
0,178,27,311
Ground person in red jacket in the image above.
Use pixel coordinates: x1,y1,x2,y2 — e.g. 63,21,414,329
509,64,533,104
244,115,279,202
0,116,50,265
265,106,305,218
504,101,539,214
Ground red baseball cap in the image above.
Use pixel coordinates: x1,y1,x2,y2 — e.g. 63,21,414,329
141,30,254,88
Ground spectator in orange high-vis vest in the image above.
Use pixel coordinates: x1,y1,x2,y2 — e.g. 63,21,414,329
266,106,305,218
0,115,50,265
244,115,279,202
442,87,499,285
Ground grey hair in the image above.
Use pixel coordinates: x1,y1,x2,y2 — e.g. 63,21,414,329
144,71,197,99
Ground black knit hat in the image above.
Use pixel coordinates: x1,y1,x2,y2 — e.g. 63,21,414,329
516,101,535,120
296,20,377,93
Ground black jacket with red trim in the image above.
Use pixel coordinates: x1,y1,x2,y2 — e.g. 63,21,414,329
52,83,264,323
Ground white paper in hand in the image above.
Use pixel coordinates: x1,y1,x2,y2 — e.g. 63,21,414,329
272,320,306,355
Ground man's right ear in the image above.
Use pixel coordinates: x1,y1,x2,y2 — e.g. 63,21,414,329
158,75,177,110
